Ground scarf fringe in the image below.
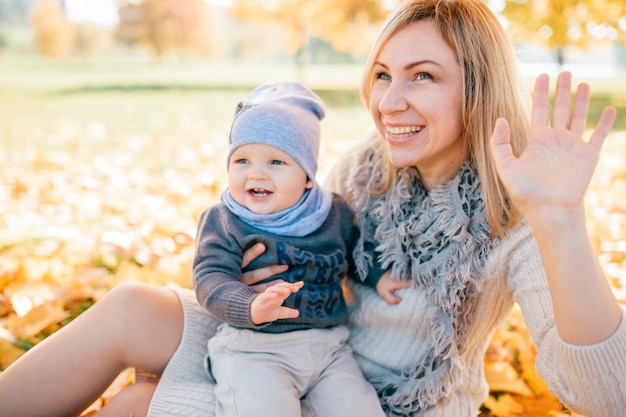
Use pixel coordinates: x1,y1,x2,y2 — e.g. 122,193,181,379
349,146,496,415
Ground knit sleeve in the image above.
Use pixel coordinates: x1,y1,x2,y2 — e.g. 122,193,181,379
504,221,626,417
360,245,387,287
192,206,264,330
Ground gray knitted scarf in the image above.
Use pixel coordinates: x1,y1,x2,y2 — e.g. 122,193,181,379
348,145,496,416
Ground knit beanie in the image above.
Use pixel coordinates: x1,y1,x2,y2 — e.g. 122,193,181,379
228,81,325,181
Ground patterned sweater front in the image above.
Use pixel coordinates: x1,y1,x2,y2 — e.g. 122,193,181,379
192,193,357,333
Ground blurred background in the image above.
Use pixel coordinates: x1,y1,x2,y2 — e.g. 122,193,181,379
0,1,625,416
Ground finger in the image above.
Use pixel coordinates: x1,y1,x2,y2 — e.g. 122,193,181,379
264,281,302,298
380,289,401,305
278,306,299,320
490,118,515,168
241,264,289,286
249,278,286,293
396,280,411,290
552,71,572,129
376,285,392,304
588,107,617,150
531,73,551,128
241,242,266,268
264,285,292,299
569,82,590,135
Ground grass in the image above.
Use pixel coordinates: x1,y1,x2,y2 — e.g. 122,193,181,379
0,54,375,175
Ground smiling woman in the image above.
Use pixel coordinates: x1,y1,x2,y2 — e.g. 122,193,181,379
0,1,625,417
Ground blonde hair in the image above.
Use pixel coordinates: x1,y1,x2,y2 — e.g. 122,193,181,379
361,0,530,236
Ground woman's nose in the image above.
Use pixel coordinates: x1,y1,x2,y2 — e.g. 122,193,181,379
378,81,409,115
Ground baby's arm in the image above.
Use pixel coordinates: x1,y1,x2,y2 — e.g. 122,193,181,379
376,270,410,304
250,281,304,324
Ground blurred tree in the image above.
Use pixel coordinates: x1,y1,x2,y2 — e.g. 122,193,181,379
230,0,387,78
306,0,388,55
74,24,115,59
501,0,626,66
116,0,215,57
28,0,75,58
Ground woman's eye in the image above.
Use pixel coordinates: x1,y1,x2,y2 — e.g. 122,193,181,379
415,72,433,81
375,71,391,81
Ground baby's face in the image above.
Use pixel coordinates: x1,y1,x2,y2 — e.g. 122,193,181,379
228,143,312,215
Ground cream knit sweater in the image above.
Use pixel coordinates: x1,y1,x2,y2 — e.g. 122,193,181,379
148,145,626,417
343,220,626,416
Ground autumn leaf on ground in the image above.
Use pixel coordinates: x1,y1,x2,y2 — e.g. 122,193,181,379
483,394,524,417
0,338,25,370
484,361,535,397
79,368,136,417
8,300,70,339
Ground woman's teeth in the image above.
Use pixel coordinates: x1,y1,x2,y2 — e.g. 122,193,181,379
387,126,422,135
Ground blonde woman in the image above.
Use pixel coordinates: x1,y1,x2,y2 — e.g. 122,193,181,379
1,1,624,416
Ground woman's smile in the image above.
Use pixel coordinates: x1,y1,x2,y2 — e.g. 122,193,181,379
385,124,425,145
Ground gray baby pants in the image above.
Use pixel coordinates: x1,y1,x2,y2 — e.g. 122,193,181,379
207,323,385,417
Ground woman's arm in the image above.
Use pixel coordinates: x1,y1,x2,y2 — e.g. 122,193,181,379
491,71,621,345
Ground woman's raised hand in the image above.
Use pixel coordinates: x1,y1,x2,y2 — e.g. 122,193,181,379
491,71,616,215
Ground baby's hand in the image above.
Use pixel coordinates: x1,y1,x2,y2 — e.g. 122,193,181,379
376,271,410,304
250,281,304,325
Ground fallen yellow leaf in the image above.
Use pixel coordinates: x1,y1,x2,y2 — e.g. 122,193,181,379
0,338,26,370
483,393,524,417
8,300,70,339
484,361,535,397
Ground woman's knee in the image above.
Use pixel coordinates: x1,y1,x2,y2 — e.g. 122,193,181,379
106,282,164,310
104,282,181,323
100,282,184,372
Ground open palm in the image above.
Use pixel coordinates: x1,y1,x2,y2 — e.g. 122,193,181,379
491,72,617,212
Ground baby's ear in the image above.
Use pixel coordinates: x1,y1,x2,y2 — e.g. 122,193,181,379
306,179,313,189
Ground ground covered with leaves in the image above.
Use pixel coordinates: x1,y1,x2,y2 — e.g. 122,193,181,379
0,65,625,415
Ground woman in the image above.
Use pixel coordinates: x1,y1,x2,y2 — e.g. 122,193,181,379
0,1,624,416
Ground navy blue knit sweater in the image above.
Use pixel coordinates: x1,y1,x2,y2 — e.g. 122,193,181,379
193,193,359,333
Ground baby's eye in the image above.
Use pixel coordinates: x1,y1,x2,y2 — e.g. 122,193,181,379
271,160,285,165
233,158,248,164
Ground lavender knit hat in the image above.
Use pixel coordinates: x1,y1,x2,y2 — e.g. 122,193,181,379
228,81,325,181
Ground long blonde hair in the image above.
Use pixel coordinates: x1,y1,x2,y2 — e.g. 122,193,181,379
361,0,530,236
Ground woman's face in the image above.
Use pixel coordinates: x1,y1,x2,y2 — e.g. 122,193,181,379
369,20,466,188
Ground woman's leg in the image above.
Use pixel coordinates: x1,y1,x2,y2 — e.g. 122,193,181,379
96,382,157,417
0,282,183,417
